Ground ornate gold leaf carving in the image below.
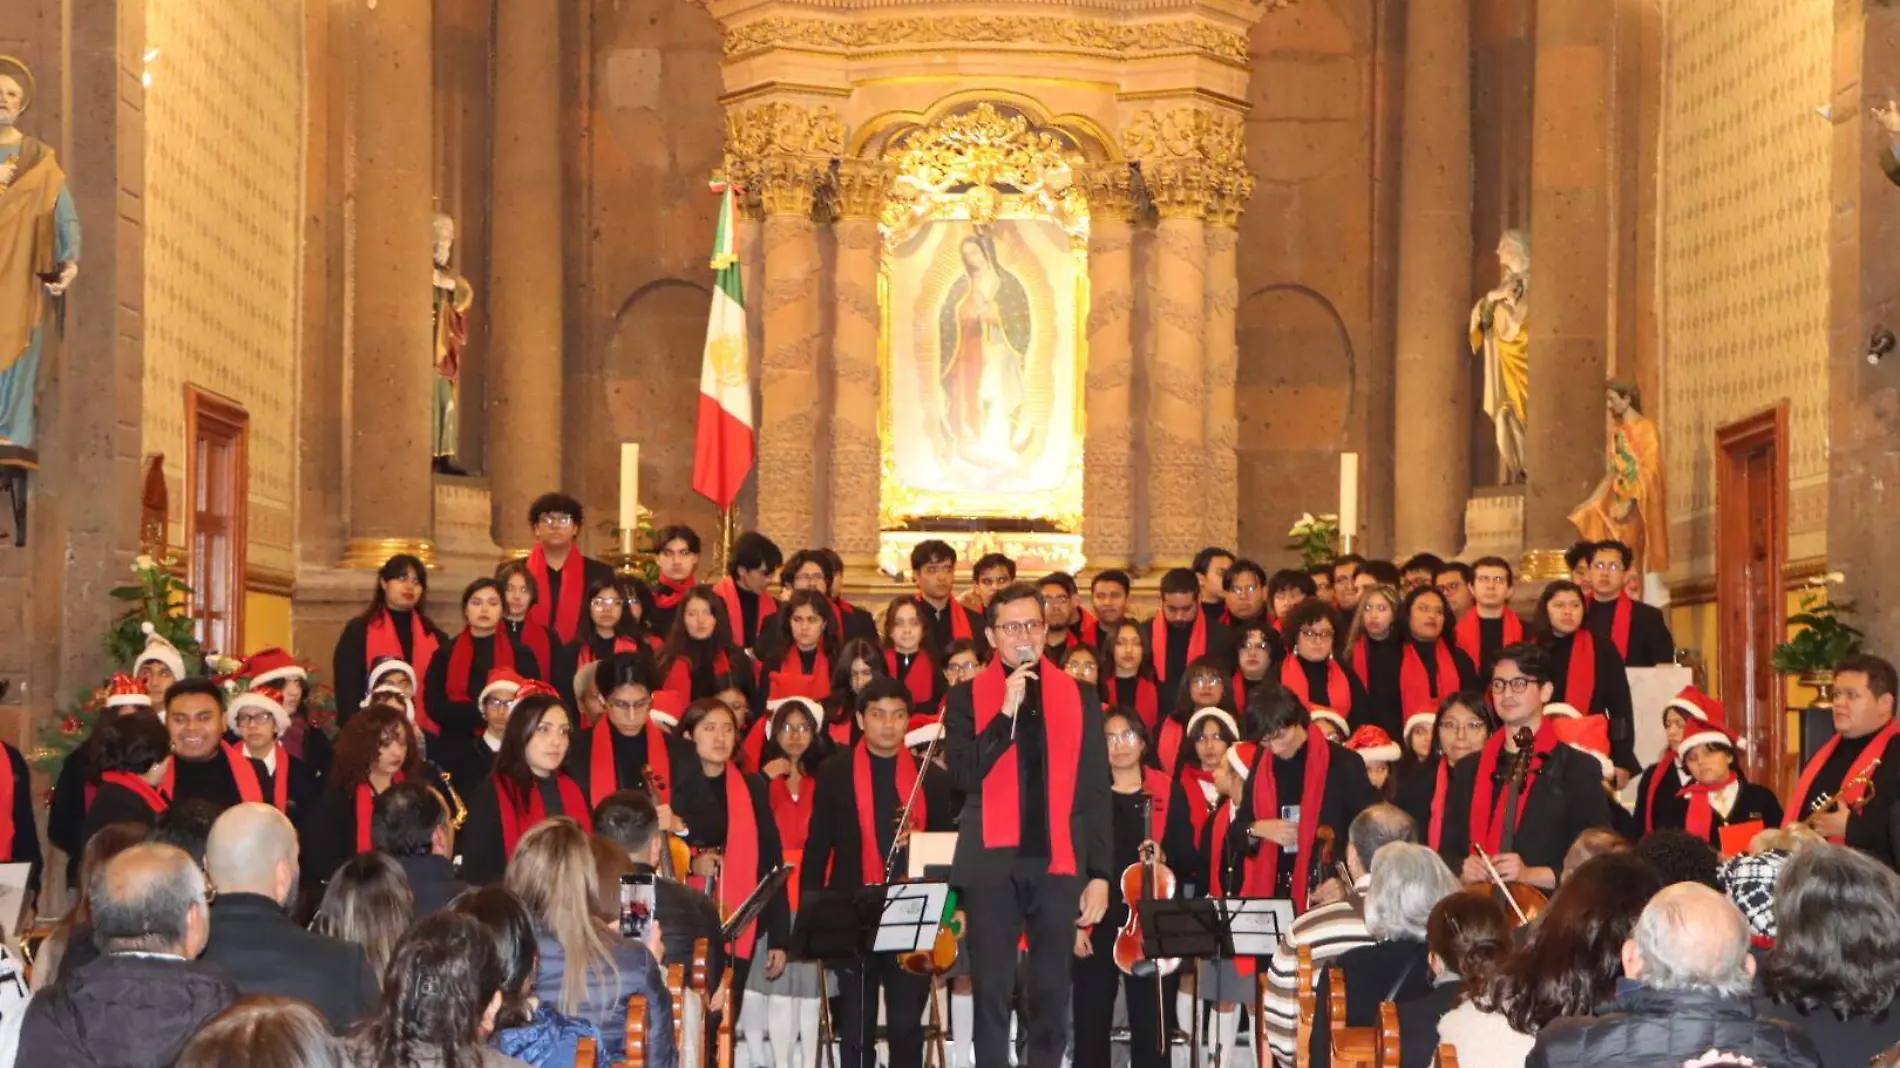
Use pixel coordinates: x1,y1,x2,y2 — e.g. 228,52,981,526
1122,108,1254,221
722,15,1251,66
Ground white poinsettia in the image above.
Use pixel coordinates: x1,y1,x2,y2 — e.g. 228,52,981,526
133,554,156,574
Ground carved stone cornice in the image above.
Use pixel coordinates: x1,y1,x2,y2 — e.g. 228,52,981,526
720,101,848,220
1122,107,1253,222
1077,163,1139,222
757,154,833,218
719,14,1254,67
832,158,896,220
1206,169,1256,229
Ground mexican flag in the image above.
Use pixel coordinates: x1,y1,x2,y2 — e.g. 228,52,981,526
692,184,754,511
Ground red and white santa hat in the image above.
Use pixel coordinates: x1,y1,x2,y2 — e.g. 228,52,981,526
1550,713,1614,778
1224,740,1259,782
1543,702,1583,720
479,668,528,707
106,673,152,709
767,696,824,740
134,622,186,682
650,690,686,730
229,685,290,735
1347,724,1402,765
242,647,306,690
1310,707,1350,738
1675,691,1741,767
1666,686,1723,724
1402,708,1437,740
905,713,945,751
1185,707,1240,742
366,657,417,696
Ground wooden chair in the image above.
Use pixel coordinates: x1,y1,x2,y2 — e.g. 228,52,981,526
667,961,690,1068
1327,967,1377,1068
1438,1044,1460,1068
1257,971,1274,1068
577,1036,598,1068
625,993,650,1068
1376,1002,1400,1068
1296,945,1316,1068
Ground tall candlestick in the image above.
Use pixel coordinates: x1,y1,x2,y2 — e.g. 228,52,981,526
619,443,640,555
1339,452,1359,553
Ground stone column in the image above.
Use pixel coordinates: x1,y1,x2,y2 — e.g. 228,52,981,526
1143,164,1210,569
828,160,892,572
1079,164,1139,571
487,0,563,551
1521,0,1614,572
344,0,437,567
1392,0,1474,557
1204,170,1252,552
755,155,829,550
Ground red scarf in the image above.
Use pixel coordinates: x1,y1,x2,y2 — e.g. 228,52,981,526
1679,775,1737,840
353,774,404,854
525,545,587,645
660,649,733,705
1181,767,1219,841
1467,720,1562,853
1141,767,1172,842
446,631,516,703
1641,756,1674,833
512,621,554,683
1242,726,1332,912
496,772,593,858
1112,676,1160,732
971,658,1083,874
1455,610,1523,666
887,649,937,709
1603,593,1635,660
261,743,290,811
1157,718,1185,778
0,749,13,862
101,771,170,817
768,648,831,705
1149,614,1207,684
577,634,642,671
1787,719,1900,841
1077,610,1101,648
855,743,926,884
1428,757,1451,851
654,577,694,612
916,594,974,643
713,769,763,957
769,774,814,910
1560,629,1598,716
163,743,267,806
365,610,441,733
1399,641,1459,723
589,717,671,810
1281,656,1354,719
714,577,777,649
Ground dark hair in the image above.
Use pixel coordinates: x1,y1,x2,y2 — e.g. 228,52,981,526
781,549,835,589
1305,563,1334,581
1479,852,1662,1032
819,548,847,581
1091,569,1132,594
448,887,541,1031
1171,655,1234,724
1224,559,1268,591
657,586,748,695
1159,568,1199,599
760,697,829,775
1434,690,1500,742
1633,829,1720,889
985,580,1043,626
177,996,343,1068
458,578,501,618
653,524,702,556
1057,643,1107,701
352,911,503,1068
61,822,149,935
679,696,737,741
153,799,222,866
878,598,943,691
593,789,660,856
494,694,572,791
1400,553,1445,577
599,649,662,698
1763,844,1900,1019
1281,599,1342,657
313,852,415,980
1563,541,1597,571
583,575,638,639
331,704,425,793
1036,571,1078,598
1244,683,1310,742
164,676,229,716
1266,569,1318,603
1428,894,1512,1004
1591,540,1635,569
1103,618,1155,682
1399,584,1456,638
856,675,913,715
909,539,956,573
1838,653,1899,702
1435,561,1475,585
1471,556,1516,585
943,638,982,664
1191,547,1235,577
1103,706,1152,752
972,552,1016,581
1359,560,1402,586
834,637,888,689
1532,581,1590,639
728,531,784,579
1491,642,1554,685
527,492,584,527
95,709,172,776
771,590,841,666
494,560,539,608
356,555,433,626
1333,554,1367,573
372,781,450,858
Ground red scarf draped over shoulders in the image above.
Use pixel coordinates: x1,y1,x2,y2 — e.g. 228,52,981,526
971,658,1084,875
1399,641,1459,723
589,717,673,810
1149,614,1207,685
712,769,764,957
496,772,592,859
768,649,831,705
714,577,777,649
365,610,441,733
1455,610,1523,666
887,649,938,710
1679,775,1737,841
854,743,925,885
1467,720,1562,853
354,772,405,854
1241,727,1332,912
162,744,267,807
1281,656,1354,720
1559,629,1599,716
447,630,516,703
101,771,170,817
1787,719,1900,842
526,546,587,645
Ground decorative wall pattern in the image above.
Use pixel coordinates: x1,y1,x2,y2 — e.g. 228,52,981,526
141,0,304,575
1659,0,1830,579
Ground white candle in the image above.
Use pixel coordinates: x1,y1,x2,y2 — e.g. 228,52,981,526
619,443,640,539
1339,452,1359,553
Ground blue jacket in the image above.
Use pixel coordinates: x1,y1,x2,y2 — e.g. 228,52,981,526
532,929,676,1068
494,1003,599,1067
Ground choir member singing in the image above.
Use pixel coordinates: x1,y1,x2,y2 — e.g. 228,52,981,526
301,702,441,896
756,589,837,709
1279,600,1366,725
1232,622,1278,711
1331,555,1366,615
1089,569,1135,639
1344,583,1405,738
649,524,704,637
1152,567,1235,688
782,548,878,645
1156,657,1236,776
427,579,543,753
1393,692,1497,854
821,637,887,749
1532,580,1638,780
241,648,334,780
227,686,321,823
1037,572,1084,663
1219,559,1275,630
910,540,990,659
331,554,447,729
882,597,945,715
656,585,754,710
521,493,616,652
496,560,558,684
1394,586,1478,738
1785,654,1900,862
1582,540,1674,667
1453,557,1524,676
712,531,783,654
1266,569,1318,635
1104,619,1161,733
459,691,591,886
162,678,270,815
1654,709,1781,851
570,652,696,835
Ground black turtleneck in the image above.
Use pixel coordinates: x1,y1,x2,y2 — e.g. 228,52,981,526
1164,621,1194,684
1300,657,1336,707
1358,634,1406,735
172,751,247,811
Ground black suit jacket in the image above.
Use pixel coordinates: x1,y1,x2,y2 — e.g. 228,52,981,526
1398,980,1463,1068
629,859,728,990
801,747,955,895
1438,739,1614,876
1585,598,1675,669
1229,740,1377,893
200,892,379,1032
943,661,1113,886
397,853,472,915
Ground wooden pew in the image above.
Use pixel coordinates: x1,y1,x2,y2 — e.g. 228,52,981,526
668,961,690,1067
1377,1002,1400,1068
1296,945,1316,1068
1438,1045,1461,1068
577,1036,598,1068
625,993,651,1068
1327,968,1377,1068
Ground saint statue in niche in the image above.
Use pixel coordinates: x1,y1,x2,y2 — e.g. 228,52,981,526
431,213,473,475
939,230,1032,466
1470,229,1530,484
1570,379,1669,574
0,57,81,452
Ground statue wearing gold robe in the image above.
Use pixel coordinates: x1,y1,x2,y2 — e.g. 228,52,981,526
1571,380,1670,573
0,63,80,450
1470,229,1530,483
431,213,473,472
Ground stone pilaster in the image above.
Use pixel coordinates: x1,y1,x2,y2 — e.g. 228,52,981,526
1079,164,1139,571
1149,182,1209,569
488,0,564,551
1204,170,1251,552
828,160,893,571
756,155,829,549
345,0,437,566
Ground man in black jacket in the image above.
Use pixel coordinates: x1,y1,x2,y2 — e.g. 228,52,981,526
199,803,379,1032
22,842,236,1065
1529,884,1821,1068
594,788,727,990
372,780,470,914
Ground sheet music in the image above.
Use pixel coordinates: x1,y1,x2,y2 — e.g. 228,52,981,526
0,866,30,940
1220,898,1296,956
872,882,950,953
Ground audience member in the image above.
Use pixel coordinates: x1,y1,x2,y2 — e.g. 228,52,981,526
200,803,379,1032
451,886,601,1067
21,843,236,1065
177,996,345,1068
1757,845,1900,1067
1560,828,1629,877
79,709,172,852
1717,851,1787,950
154,798,223,867
1409,893,1512,1068
503,817,676,1065
312,851,417,983
343,911,531,1068
1634,829,1721,890
1529,884,1821,1068
593,789,727,988
371,780,470,914
38,821,147,990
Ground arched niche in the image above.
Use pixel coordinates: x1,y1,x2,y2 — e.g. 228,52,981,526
1235,283,1356,551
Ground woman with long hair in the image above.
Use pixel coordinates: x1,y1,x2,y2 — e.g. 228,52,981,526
821,637,886,748
451,886,600,1067
504,818,675,1065
1344,583,1406,739
1395,691,1498,856
555,577,649,709
758,590,839,708
1157,655,1234,774
301,704,429,897
1166,706,1239,896
496,560,557,685
428,579,542,751
880,596,943,714
656,586,752,710
460,693,591,886
1758,845,1900,1066
312,852,416,984
1532,580,1636,781
1393,586,1476,741
343,911,523,1068
177,996,344,1068
1104,618,1161,732
1276,599,1366,727
332,554,447,730
1414,894,1514,1068
746,698,829,1068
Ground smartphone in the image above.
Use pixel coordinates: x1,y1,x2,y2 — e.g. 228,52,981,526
1279,805,1302,825
619,871,656,940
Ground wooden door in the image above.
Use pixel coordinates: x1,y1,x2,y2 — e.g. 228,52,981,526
1715,405,1788,797
185,387,249,657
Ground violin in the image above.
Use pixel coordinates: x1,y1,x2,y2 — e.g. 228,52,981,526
1113,793,1179,979
887,725,961,977
642,766,692,880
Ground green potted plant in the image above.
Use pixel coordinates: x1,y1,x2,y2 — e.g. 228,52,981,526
1771,573,1863,709
1285,512,1341,569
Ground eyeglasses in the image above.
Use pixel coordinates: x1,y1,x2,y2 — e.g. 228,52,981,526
536,514,576,529
994,620,1048,640
1592,560,1624,573
947,662,981,678
592,597,625,610
1105,730,1141,745
234,711,274,727
609,696,653,714
1488,676,1537,694
1240,639,1273,651
1189,676,1223,690
1039,594,1071,606
481,697,513,713
1299,628,1335,641
780,722,813,736
1067,662,1099,678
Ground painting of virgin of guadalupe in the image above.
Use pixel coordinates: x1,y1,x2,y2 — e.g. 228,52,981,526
940,233,1033,463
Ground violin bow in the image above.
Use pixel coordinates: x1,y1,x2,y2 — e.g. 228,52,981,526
1472,843,1529,925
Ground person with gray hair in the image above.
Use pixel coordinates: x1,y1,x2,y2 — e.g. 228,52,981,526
20,842,238,1065
1527,884,1821,1068
198,802,378,1033
1263,803,1419,1066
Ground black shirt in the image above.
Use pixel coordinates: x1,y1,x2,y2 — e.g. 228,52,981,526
1017,679,1050,858
1106,789,1147,921
1477,617,1506,672
172,751,260,812
1356,635,1406,737
1271,748,1308,898
867,752,902,872
1162,622,1194,686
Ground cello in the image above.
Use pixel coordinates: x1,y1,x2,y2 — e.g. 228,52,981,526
1467,726,1550,925
1113,792,1178,1056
